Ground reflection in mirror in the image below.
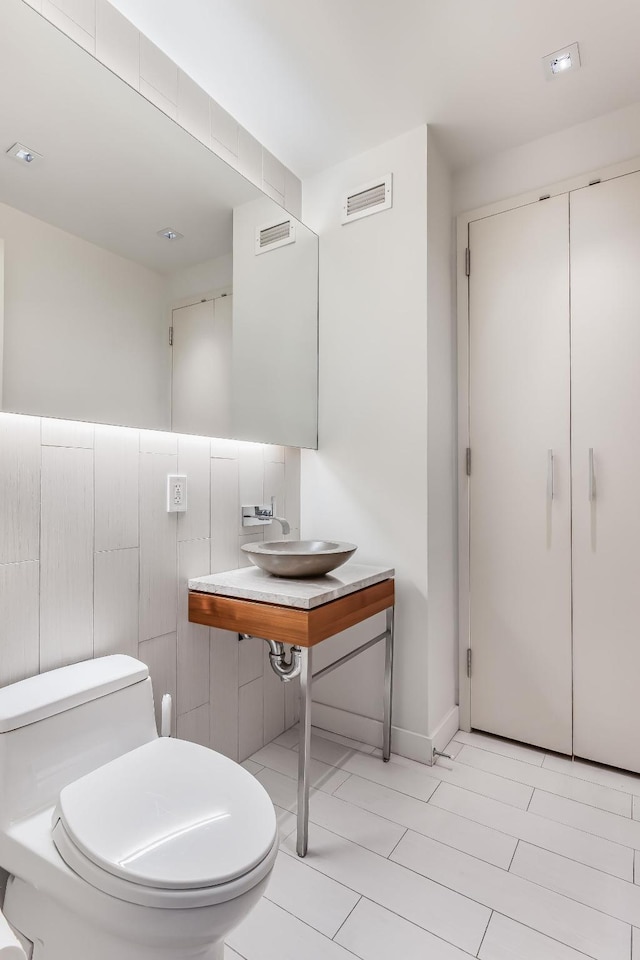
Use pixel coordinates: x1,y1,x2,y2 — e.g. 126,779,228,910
0,0,318,448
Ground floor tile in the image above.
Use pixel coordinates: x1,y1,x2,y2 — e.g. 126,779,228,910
530,790,640,849
281,823,490,955
336,896,475,960
336,751,441,802
544,753,640,797
390,830,629,960
249,742,351,794
256,767,406,856
456,745,631,816
292,732,378,768
334,775,516,868
454,730,545,766
442,736,464,759
343,749,532,809
511,842,640,926
228,898,355,960
235,729,640,958
273,804,297,842
479,913,596,960
273,726,300,749
432,782,633,879
241,759,264,776
265,851,359,937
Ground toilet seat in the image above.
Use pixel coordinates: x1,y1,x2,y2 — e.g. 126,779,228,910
51,737,278,907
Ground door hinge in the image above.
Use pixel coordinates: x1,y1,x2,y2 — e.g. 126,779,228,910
464,247,471,277
466,647,472,678
169,326,174,346
465,447,471,476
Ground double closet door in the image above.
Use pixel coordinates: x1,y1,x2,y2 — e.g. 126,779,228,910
468,170,640,772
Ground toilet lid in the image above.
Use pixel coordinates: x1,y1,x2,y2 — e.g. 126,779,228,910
54,738,277,890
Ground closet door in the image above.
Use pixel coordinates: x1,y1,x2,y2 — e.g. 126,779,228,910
572,172,640,773
171,295,233,439
468,196,572,753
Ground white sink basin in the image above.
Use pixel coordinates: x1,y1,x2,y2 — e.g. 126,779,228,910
241,540,357,578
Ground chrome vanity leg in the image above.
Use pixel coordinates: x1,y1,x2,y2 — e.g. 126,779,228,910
383,605,395,762
297,646,313,857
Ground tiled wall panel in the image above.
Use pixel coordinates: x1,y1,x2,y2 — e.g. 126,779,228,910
177,537,211,715
177,436,210,542
139,631,177,735
94,547,139,659
0,560,39,685
138,451,178,642
210,627,240,760
0,414,41,563
40,445,94,671
0,411,301,757
239,676,265,762
94,424,139,551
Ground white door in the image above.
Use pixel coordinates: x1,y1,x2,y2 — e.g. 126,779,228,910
571,172,640,773
468,196,572,753
171,295,232,438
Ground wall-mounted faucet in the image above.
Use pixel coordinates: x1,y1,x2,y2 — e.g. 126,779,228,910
272,515,290,536
242,497,290,536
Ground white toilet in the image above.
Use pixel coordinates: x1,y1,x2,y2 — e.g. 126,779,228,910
0,655,278,960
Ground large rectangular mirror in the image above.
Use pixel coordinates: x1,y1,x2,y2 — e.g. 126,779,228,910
0,0,318,447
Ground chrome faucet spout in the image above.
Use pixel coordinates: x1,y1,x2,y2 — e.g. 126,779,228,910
272,516,291,536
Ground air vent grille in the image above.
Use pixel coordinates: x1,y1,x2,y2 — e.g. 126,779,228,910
255,219,296,255
342,174,392,224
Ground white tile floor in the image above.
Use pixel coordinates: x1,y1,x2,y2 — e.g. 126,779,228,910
225,726,640,960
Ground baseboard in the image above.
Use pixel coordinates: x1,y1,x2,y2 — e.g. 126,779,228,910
311,701,444,765
426,705,460,762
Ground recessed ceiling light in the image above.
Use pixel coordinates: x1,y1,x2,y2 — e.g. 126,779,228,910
6,142,42,164
543,43,581,80
157,228,184,241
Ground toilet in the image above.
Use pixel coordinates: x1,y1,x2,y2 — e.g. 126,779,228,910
0,655,278,960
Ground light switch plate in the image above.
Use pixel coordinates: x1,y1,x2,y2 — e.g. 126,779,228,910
167,474,187,512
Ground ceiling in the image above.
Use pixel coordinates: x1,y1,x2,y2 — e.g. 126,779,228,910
0,0,260,273
108,0,640,179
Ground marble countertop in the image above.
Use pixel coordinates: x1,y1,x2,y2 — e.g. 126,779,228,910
188,562,394,610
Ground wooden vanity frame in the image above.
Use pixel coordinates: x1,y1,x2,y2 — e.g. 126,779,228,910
189,576,395,857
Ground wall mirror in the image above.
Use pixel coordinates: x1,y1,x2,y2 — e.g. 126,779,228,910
0,0,318,448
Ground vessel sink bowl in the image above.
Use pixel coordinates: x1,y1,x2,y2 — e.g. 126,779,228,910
241,540,357,578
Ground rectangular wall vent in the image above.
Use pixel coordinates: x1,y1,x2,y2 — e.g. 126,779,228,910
255,218,296,255
342,173,392,225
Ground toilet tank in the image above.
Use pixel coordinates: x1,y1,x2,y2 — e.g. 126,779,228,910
0,656,158,829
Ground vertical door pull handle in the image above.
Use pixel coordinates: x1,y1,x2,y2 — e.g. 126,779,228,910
588,448,596,502
547,450,555,501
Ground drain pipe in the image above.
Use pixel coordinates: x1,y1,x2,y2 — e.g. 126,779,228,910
240,635,302,682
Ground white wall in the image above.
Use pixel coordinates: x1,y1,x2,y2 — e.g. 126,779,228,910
301,126,434,760
0,201,170,430
426,133,457,735
454,100,640,214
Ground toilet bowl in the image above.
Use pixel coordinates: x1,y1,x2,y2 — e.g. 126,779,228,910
0,656,277,960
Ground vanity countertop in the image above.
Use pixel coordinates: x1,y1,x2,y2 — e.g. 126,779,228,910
188,562,394,610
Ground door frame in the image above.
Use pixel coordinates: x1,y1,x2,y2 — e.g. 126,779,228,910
456,154,640,733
